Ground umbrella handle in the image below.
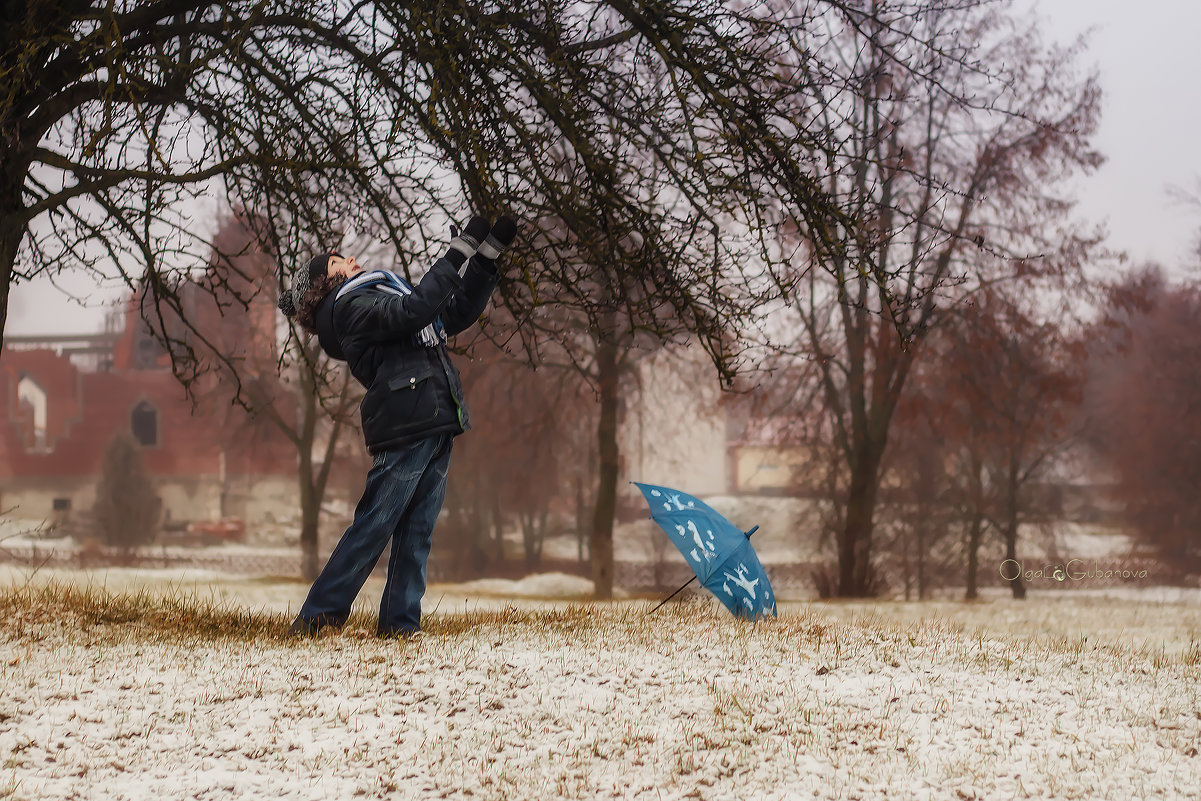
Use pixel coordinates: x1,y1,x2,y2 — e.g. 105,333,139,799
648,574,698,614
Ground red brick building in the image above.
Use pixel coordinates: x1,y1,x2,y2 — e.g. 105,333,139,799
1,214,299,530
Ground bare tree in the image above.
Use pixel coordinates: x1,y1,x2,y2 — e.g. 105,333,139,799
395,3,844,598
16,1,1094,602
883,383,954,600
439,336,597,576
128,209,365,580
260,339,361,581
2,0,452,372
1085,268,1201,567
935,292,1085,598
769,0,1102,596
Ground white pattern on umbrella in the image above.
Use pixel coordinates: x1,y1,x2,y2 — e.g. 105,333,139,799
722,563,760,600
677,521,717,564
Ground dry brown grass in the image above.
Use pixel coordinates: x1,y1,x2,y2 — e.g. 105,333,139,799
0,581,287,643
0,581,838,649
3,580,1200,671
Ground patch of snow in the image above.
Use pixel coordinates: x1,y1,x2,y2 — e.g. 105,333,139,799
447,572,595,598
2,596,1199,800
0,517,58,542
1050,522,1133,559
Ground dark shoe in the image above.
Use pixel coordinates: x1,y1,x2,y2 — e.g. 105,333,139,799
377,627,423,641
287,616,320,638
288,615,344,638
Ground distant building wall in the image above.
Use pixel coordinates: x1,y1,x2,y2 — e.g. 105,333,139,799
221,474,300,524
2,345,296,529
1,215,341,537
620,345,728,497
0,475,92,525
2,472,300,537
732,445,812,494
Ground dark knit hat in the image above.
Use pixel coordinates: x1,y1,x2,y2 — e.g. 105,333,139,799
278,254,332,317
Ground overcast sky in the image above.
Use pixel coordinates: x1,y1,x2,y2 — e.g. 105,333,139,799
7,0,1200,337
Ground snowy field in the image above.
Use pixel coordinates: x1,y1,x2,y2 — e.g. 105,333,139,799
1,568,1200,800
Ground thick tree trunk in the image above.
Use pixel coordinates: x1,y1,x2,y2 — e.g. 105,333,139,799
1002,522,1024,599
522,509,547,571
915,515,927,600
297,370,321,581
590,335,620,600
964,453,985,600
300,505,320,580
965,513,984,600
576,477,589,563
0,211,22,352
838,442,882,597
298,448,321,581
832,316,911,598
1002,464,1026,599
914,447,935,601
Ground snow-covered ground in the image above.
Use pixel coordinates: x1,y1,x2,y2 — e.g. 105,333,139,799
1,568,1199,800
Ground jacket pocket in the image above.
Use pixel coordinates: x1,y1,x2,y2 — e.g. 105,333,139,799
383,364,440,429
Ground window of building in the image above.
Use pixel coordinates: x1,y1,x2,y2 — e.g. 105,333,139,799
131,400,158,447
15,375,48,452
135,336,164,369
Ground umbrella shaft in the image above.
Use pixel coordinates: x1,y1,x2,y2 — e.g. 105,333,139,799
649,574,699,614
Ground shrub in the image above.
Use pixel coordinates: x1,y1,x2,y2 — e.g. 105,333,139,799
92,432,161,552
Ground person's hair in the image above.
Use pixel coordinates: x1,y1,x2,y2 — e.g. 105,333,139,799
294,273,346,334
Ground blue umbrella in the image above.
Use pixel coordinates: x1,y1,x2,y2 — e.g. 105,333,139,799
633,482,777,619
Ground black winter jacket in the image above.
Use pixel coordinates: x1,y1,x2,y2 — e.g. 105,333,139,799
313,255,499,453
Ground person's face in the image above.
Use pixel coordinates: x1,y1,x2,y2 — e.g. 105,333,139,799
326,253,362,279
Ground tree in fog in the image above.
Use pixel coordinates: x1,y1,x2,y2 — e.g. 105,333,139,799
912,292,1084,599
1085,268,1201,564
874,292,1084,601
253,333,363,581
240,208,368,582
768,0,1102,596
440,338,597,575
882,371,954,600
92,432,160,553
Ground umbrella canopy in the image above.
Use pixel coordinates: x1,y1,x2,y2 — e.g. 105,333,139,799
633,482,776,619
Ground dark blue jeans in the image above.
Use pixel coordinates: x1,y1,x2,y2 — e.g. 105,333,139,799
298,433,453,636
